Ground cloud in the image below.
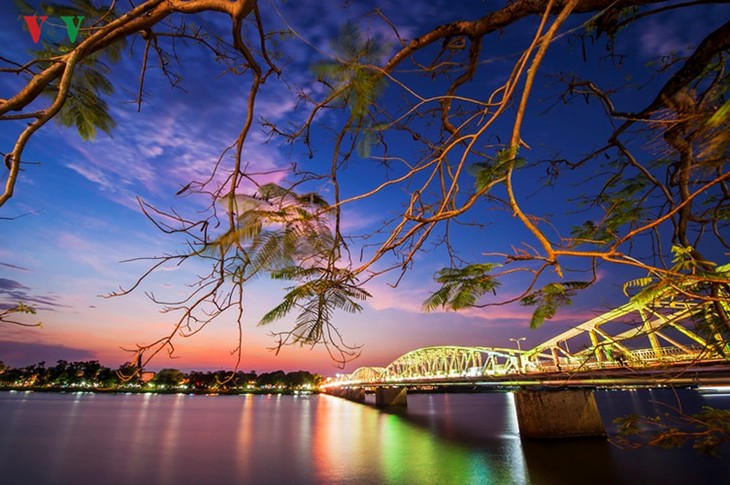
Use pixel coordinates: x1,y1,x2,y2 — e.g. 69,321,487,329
360,272,616,345
56,232,117,275
0,262,30,271
30,0,474,216
59,81,299,211
0,278,67,311
0,278,29,293
0,340,97,367
638,20,686,58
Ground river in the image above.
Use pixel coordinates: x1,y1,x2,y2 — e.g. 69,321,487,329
0,388,727,484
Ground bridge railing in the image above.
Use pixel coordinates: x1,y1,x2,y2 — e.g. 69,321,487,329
523,346,706,373
323,345,720,388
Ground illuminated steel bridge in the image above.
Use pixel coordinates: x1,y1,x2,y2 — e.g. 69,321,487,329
325,287,730,389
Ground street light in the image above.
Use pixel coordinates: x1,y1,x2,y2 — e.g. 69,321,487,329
509,337,526,351
509,337,527,373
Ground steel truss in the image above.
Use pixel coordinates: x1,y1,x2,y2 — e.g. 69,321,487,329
523,285,728,372
326,287,728,387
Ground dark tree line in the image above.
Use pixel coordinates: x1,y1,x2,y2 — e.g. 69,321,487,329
0,360,322,391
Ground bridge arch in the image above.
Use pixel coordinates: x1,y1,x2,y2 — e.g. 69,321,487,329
383,346,520,381
324,280,728,388
522,285,729,370
349,366,386,382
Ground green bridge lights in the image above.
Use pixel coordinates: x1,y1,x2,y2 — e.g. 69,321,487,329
325,286,728,388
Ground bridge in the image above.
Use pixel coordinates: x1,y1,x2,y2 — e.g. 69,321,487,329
323,285,730,438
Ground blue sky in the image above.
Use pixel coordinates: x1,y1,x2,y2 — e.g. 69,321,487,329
1,0,728,374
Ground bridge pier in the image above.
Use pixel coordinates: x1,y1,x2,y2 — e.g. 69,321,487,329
345,387,366,403
375,387,407,407
327,387,366,403
513,389,605,439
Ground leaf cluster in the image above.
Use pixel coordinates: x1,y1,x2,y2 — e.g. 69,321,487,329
423,263,502,311
614,406,730,457
311,22,388,156
210,183,334,277
206,183,371,348
622,246,728,305
259,267,371,346
468,149,526,194
520,281,591,329
571,172,649,244
0,302,41,328
43,56,117,140
16,0,125,140
621,248,730,355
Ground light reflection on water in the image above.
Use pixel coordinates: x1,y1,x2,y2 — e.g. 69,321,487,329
0,389,728,484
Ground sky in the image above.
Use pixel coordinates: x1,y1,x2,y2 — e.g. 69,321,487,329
1,1,728,375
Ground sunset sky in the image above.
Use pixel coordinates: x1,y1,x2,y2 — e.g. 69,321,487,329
1,1,728,375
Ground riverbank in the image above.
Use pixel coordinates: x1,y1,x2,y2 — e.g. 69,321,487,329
0,385,317,395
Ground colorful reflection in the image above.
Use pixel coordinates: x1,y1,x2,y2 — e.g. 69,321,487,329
1,390,728,484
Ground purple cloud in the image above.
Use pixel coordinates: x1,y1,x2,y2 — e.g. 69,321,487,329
0,278,66,311
0,340,97,367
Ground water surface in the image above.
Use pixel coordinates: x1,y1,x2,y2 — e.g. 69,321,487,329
0,389,727,484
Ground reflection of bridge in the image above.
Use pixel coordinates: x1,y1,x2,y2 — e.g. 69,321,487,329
323,289,729,438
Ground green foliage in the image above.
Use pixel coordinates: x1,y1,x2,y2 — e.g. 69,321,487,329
707,98,730,129
423,263,502,311
43,59,117,140
468,149,526,193
697,86,730,160
622,246,727,305
520,281,591,328
259,267,371,345
586,6,639,39
151,368,185,388
7,302,36,315
571,172,649,243
208,183,369,346
16,0,124,140
311,22,388,156
614,406,730,456
17,0,111,21
312,22,387,119
0,359,319,391
620,249,730,358
210,183,334,277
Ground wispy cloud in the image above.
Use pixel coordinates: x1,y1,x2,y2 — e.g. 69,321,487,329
638,20,685,58
61,85,299,210
0,262,30,271
0,340,97,366
56,232,115,275
0,277,67,311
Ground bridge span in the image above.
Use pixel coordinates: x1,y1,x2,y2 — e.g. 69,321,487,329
323,288,730,438
324,287,729,389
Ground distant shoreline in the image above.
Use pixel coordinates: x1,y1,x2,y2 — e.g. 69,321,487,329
0,386,318,396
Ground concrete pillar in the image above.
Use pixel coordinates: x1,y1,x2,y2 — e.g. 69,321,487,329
344,387,366,403
326,387,366,403
327,387,343,398
375,387,407,407
513,389,605,439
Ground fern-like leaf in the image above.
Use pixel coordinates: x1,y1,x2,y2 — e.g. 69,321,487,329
521,281,591,328
423,263,501,311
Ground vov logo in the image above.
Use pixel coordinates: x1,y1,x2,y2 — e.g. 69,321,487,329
23,15,85,44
